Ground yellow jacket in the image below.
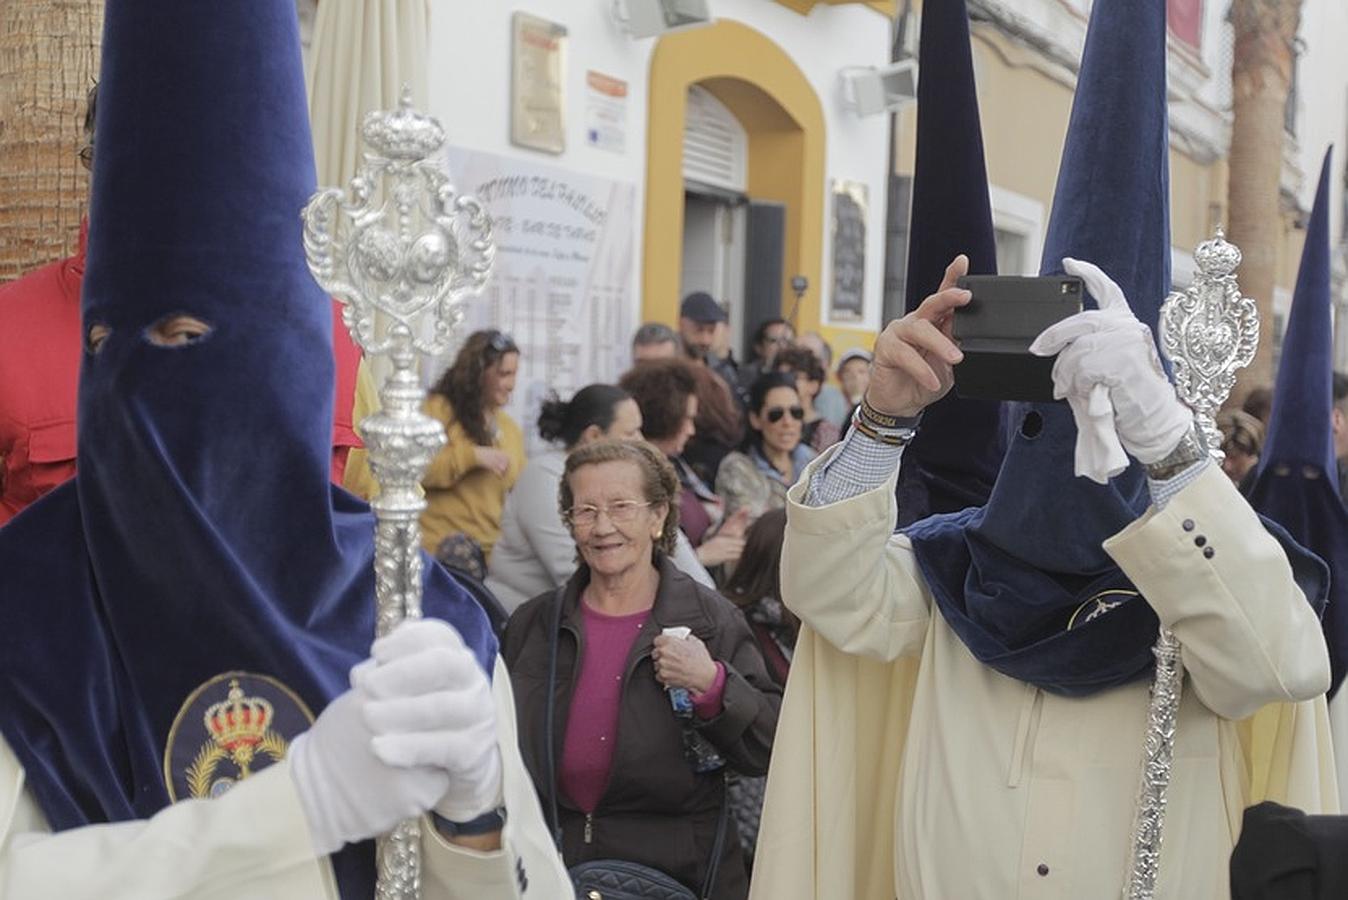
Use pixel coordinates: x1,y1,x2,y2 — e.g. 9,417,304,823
418,394,525,561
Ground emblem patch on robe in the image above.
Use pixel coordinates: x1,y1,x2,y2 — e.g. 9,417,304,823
163,672,315,802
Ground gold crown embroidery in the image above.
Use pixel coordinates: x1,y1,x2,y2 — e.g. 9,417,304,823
185,678,289,799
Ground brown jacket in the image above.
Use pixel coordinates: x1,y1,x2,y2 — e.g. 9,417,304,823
502,556,781,900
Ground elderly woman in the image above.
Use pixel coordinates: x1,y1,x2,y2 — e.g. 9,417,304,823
715,373,817,522
502,440,781,900
420,329,526,563
487,384,713,612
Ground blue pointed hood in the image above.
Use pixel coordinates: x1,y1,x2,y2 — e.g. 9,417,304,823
894,0,1006,527
1249,149,1348,695
0,0,495,891
905,0,1174,695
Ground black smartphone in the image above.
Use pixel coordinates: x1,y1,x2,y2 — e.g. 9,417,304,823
951,275,1084,402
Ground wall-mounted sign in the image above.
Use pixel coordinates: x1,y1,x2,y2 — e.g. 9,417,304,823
584,70,628,154
830,180,868,322
432,149,638,456
511,12,567,155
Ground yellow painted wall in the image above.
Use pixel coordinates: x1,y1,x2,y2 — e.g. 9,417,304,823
644,21,825,333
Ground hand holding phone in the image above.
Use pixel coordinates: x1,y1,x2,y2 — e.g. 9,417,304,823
864,255,972,418
951,274,1084,402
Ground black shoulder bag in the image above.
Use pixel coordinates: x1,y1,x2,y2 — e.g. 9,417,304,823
544,587,731,900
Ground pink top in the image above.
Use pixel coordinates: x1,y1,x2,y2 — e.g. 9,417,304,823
559,602,727,813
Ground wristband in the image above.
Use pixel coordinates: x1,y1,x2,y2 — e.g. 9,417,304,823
852,404,921,447
433,807,506,838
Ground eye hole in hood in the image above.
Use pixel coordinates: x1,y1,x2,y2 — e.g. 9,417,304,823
144,313,213,348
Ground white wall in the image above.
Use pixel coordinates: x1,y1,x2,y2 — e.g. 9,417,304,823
1295,1,1348,243
424,0,892,333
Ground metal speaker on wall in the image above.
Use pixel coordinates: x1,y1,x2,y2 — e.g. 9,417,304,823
840,60,919,118
615,0,713,39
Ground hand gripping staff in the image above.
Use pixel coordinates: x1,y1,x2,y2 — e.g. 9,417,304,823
1122,229,1259,899
303,88,496,900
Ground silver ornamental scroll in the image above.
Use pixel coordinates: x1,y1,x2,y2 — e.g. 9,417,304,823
302,87,495,900
1123,229,1258,900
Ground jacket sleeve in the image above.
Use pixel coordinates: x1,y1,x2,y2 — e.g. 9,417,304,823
1104,464,1331,720
0,745,331,899
694,601,782,777
780,449,933,663
420,657,570,899
422,401,481,491
715,453,770,521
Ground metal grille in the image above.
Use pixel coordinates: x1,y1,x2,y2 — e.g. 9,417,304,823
0,0,103,282
682,85,746,193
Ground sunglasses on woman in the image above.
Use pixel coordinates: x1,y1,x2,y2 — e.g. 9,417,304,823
764,406,805,424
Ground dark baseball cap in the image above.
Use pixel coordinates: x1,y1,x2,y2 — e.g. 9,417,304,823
680,291,728,324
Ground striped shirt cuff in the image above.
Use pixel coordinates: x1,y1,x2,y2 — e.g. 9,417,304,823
1147,457,1212,510
805,426,906,507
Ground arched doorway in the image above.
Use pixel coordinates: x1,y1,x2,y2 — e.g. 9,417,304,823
644,20,826,348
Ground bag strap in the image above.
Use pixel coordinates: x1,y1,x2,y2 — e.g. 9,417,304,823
698,772,732,900
544,585,565,848
544,582,731,898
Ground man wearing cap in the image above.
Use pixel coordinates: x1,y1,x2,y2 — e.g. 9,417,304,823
680,291,743,406
835,347,872,409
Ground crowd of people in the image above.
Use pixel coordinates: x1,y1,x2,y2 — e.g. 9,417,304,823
2,0,1347,897
344,295,872,894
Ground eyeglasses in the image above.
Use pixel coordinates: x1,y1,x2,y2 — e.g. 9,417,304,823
77,142,94,170
565,500,652,527
764,406,805,424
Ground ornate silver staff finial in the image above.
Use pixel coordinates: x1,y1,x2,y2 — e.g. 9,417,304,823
1124,228,1258,900
302,86,495,900
1160,227,1259,456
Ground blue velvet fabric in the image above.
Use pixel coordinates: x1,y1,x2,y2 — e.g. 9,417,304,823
1249,150,1348,697
0,1,496,895
906,0,1182,695
894,0,1006,527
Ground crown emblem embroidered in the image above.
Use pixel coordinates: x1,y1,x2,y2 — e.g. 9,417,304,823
164,672,315,802
203,679,274,773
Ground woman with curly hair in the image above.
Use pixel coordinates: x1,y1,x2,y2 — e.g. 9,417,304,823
420,329,526,561
502,439,780,899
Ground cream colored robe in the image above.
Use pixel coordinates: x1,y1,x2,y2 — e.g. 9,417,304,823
750,460,1337,900
0,658,570,899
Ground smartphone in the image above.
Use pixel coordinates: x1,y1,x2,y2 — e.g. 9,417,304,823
951,275,1084,402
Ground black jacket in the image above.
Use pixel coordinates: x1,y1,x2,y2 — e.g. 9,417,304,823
502,556,781,900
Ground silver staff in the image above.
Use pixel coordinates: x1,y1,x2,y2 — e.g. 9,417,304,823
302,87,495,900
1123,229,1258,899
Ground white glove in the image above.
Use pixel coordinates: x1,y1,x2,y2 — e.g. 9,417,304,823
289,682,450,856
353,618,503,824
1028,258,1193,484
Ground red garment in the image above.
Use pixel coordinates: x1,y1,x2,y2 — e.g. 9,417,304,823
560,603,651,813
559,603,727,813
0,224,363,526
0,228,86,526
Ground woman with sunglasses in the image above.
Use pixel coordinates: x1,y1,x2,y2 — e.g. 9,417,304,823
715,373,817,522
421,329,526,563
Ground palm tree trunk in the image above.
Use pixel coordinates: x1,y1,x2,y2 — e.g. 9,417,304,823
0,0,102,282
1226,0,1302,403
